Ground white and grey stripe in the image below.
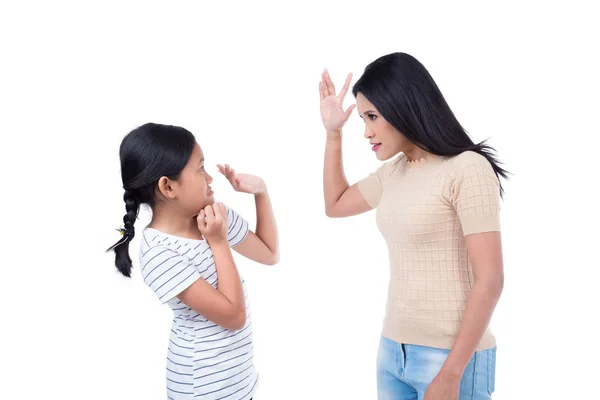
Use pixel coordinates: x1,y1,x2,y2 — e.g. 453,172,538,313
139,205,257,400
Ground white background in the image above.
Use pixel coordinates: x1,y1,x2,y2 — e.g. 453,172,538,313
1,1,599,399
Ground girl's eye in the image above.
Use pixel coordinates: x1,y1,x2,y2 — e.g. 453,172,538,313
368,114,377,121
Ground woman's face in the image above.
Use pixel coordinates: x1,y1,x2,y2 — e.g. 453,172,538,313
356,92,411,161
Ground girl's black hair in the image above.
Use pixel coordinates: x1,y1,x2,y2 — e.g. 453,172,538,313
352,52,509,196
106,123,196,277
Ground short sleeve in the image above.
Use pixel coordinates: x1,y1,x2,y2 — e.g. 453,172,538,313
140,247,201,304
450,152,501,235
357,160,393,208
225,205,249,247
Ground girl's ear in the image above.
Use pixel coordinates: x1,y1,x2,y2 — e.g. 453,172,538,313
157,176,177,200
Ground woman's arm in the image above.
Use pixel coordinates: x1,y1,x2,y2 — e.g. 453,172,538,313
436,231,504,377
320,70,372,218
323,134,372,217
424,231,503,399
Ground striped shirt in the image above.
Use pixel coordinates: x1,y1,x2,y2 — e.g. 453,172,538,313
139,205,257,400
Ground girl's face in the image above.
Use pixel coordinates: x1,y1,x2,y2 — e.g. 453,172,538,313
170,142,214,215
356,92,411,161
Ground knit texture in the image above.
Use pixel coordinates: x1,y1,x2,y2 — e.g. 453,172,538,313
358,151,501,350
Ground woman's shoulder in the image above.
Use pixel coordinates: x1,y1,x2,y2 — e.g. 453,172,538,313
444,150,498,187
446,150,495,173
450,150,488,165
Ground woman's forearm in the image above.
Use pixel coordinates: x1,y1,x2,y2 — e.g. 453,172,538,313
441,279,503,377
324,131,350,212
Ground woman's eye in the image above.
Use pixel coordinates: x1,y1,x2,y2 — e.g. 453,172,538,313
368,114,377,121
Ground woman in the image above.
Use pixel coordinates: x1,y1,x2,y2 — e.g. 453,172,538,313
319,53,507,400
107,123,279,399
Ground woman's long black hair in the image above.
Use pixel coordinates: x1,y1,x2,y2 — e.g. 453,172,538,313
352,52,509,196
106,123,196,277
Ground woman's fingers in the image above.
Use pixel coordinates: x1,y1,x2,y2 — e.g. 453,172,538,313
319,81,326,100
338,72,353,100
343,104,357,122
323,69,336,96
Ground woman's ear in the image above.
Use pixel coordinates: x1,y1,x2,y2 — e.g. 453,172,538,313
157,176,177,200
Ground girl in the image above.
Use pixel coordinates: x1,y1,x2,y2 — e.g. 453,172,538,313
107,123,279,400
319,53,507,400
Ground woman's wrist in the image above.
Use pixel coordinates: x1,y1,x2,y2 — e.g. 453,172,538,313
326,129,342,140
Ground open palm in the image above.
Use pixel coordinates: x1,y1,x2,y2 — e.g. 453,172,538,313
217,164,266,195
319,69,356,133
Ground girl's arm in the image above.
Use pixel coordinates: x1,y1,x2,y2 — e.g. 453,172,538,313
178,204,246,330
217,164,279,265
233,190,279,265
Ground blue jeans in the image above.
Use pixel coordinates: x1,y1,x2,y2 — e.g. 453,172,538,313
376,336,496,400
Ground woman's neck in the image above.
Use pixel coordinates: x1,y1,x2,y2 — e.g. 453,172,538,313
404,146,432,162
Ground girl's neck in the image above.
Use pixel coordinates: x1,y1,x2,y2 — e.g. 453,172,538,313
149,207,203,240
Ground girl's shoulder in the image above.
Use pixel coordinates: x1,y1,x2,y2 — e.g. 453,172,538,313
139,227,208,261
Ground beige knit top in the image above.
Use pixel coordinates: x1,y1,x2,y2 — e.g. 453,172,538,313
357,150,501,351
